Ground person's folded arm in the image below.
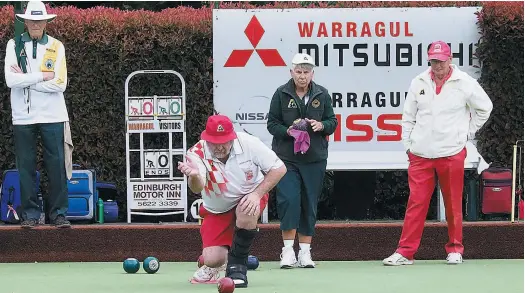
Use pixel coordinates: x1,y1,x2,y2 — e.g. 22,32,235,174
30,41,67,93
4,39,44,88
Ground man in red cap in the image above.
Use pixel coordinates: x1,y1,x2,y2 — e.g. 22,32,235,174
178,115,286,287
383,41,493,266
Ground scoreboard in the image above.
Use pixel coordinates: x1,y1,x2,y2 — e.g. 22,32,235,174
124,70,188,223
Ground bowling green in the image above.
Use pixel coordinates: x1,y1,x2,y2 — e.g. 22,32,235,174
0,259,522,293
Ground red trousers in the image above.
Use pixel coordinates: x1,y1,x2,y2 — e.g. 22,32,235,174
396,148,467,259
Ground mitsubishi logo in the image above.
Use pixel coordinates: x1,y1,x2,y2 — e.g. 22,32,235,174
224,15,286,67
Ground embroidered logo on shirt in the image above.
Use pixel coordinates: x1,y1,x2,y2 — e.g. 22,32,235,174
312,99,320,108
419,89,425,95
245,170,254,181
288,99,297,108
45,59,54,70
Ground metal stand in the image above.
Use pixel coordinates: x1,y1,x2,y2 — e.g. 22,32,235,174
125,70,188,223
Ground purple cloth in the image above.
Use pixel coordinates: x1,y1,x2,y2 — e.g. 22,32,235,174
289,129,310,154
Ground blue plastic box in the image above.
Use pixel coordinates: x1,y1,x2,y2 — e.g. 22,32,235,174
66,169,97,221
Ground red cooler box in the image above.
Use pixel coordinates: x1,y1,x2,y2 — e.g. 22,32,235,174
480,166,513,214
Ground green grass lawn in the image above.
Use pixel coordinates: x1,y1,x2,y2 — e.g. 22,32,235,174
0,260,522,293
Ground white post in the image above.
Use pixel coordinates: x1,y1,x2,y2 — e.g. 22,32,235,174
261,205,268,224
437,182,446,222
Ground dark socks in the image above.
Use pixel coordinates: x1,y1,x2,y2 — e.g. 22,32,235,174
228,227,258,265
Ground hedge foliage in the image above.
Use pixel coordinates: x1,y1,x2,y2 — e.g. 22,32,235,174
476,2,524,166
0,1,522,222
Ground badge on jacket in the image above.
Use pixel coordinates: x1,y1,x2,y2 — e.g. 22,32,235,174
288,99,297,108
45,59,54,70
312,99,320,108
419,89,425,95
40,40,59,72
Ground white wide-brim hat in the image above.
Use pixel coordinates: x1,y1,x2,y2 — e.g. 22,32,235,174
15,1,56,22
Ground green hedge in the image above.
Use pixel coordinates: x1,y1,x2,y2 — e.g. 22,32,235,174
0,1,522,222
476,2,524,165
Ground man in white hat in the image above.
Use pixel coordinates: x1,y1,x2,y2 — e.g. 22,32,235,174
4,1,73,229
267,53,338,269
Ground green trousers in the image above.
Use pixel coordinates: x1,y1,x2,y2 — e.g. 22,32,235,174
13,122,68,221
276,160,327,236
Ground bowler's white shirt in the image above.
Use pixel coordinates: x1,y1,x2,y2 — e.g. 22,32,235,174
186,132,284,214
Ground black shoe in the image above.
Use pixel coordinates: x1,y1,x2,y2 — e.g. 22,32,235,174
226,264,248,288
53,215,71,228
21,219,38,229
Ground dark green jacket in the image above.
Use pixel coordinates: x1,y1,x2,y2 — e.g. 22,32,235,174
267,79,338,164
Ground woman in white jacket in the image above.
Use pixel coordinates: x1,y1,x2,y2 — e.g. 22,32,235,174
383,41,493,266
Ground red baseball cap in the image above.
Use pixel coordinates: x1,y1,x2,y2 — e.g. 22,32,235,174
428,41,451,61
201,115,237,144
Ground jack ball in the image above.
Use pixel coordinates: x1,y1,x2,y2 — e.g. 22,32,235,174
218,277,235,293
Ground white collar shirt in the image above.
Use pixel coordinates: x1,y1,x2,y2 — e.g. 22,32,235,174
186,132,284,214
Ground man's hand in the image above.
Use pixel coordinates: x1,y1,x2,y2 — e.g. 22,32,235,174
10,65,22,73
43,72,55,81
238,192,261,217
177,156,200,177
305,118,324,132
179,156,205,194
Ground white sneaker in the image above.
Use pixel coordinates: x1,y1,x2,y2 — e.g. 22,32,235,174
190,264,223,284
297,248,315,268
382,252,414,266
446,253,463,264
280,246,297,269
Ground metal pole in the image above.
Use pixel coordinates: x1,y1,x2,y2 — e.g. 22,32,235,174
511,144,518,222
